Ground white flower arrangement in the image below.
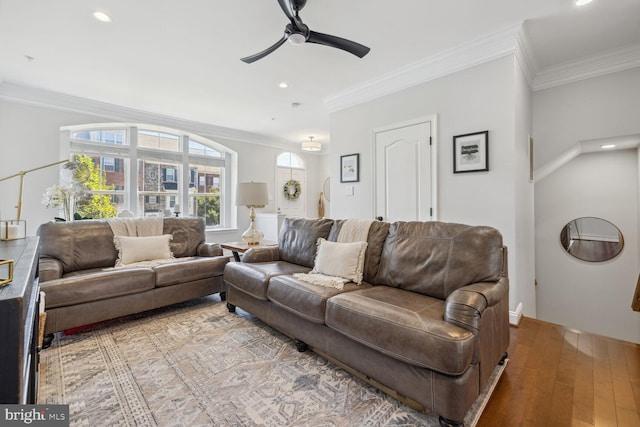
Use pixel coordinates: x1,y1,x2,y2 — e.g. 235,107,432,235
42,183,88,221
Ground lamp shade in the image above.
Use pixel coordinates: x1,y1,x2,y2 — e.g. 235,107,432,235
301,140,321,151
236,182,269,207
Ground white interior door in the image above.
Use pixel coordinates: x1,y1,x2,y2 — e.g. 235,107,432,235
277,167,306,217
374,120,432,222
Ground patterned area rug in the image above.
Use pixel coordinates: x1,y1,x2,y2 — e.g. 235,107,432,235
39,296,506,426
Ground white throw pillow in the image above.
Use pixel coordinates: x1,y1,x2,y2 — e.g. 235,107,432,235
114,234,174,267
311,238,368,284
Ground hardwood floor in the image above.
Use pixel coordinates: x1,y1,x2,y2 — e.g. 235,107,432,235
477,317,640,427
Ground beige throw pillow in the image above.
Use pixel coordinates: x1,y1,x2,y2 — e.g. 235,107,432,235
114,234,174,267
311,238,368,284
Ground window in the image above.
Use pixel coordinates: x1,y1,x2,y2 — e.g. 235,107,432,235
277,152,304,169
65,125,234,228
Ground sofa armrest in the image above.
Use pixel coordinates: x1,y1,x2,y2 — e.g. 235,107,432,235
444,278,508,334
197,242,223,257
39,257,63,283
242,247,281,263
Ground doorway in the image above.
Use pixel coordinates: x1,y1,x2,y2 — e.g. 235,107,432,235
374,118,436,222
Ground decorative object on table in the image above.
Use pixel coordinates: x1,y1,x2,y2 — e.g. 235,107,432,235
301,136,321,152
453,130,489,173
0,219,26,241
41,182,90,222
1,159,67,221
283,179,301,201
236,181,269,245
340,153,359,183
0,259,14,286
0,158,83,236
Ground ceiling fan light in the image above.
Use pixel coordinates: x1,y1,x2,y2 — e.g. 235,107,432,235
288,33,306,45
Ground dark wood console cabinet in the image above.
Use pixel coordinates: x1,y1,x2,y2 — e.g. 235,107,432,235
0,237,40,404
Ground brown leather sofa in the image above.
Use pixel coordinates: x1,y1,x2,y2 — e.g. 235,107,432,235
37,217,229,342
224,218,509,427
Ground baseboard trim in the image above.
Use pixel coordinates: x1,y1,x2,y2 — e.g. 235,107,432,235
509,302,523,326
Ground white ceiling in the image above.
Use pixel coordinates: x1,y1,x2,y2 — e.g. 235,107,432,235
1,0,639,149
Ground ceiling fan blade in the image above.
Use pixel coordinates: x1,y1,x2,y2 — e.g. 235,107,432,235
307,31,370,58
277,0,296,22
241,35,288,63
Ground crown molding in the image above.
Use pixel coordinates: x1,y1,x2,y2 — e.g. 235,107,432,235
532,44,640,91
325,23,522,113
0,82,292,149
514,26,538,87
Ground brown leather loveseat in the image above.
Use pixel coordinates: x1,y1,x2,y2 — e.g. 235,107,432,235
223,218,509,427
37,217,229,343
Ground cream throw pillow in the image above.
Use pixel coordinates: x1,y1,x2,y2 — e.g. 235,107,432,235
311,238,368,284
114,234,174,267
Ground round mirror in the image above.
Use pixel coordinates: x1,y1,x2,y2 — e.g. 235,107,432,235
323,177,330,202
560,217,624,262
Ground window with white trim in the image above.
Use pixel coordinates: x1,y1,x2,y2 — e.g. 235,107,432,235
64,125,234,228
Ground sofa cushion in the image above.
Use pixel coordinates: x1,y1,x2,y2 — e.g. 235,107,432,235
267,275,370,324
154,257,228,287
41,268,156,309
163,217,206,258
278,218,334,268
328,220,390,283
223,261,311,300
326,286,475,375
37,220,118,273
114,234,174,266
312,238,367,284
375,221,504,299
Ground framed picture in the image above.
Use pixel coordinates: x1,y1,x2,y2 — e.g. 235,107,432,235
453,131,489,173
340,153,359,182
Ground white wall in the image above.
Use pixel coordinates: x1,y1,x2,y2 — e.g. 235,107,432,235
0,101,105,234
532,67,640,343
535,150,639,343
329,56,535,318
533,68,640,169
0,99,323,242
513,59,536,319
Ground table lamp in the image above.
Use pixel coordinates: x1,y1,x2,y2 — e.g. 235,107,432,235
0,159,73,240
236,182,269,245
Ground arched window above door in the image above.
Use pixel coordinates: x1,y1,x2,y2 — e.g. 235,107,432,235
277,152,304,169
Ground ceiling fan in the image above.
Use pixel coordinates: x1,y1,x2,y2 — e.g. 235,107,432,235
241,0,370,64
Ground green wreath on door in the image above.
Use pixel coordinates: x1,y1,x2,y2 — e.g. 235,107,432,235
283,179,302,201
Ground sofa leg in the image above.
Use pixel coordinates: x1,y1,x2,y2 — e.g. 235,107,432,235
219,291,226,301
439,416,463,427
294,339,307,352
226,302,236,313
42,333,54,349
499,352,508,365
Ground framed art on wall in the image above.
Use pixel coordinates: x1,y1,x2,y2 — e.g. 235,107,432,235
453,131,489,173
340,153,359,182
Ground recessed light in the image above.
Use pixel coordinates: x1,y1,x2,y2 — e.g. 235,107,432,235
93,11,112,23
279,82,288,88
601,144,616,149
576,0,593,6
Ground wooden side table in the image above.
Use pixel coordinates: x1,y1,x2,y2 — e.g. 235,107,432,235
220,240,277,262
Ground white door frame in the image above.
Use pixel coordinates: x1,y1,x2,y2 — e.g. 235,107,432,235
372,114,438,220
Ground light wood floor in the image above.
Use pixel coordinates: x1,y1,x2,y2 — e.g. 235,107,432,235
477,317,640,426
